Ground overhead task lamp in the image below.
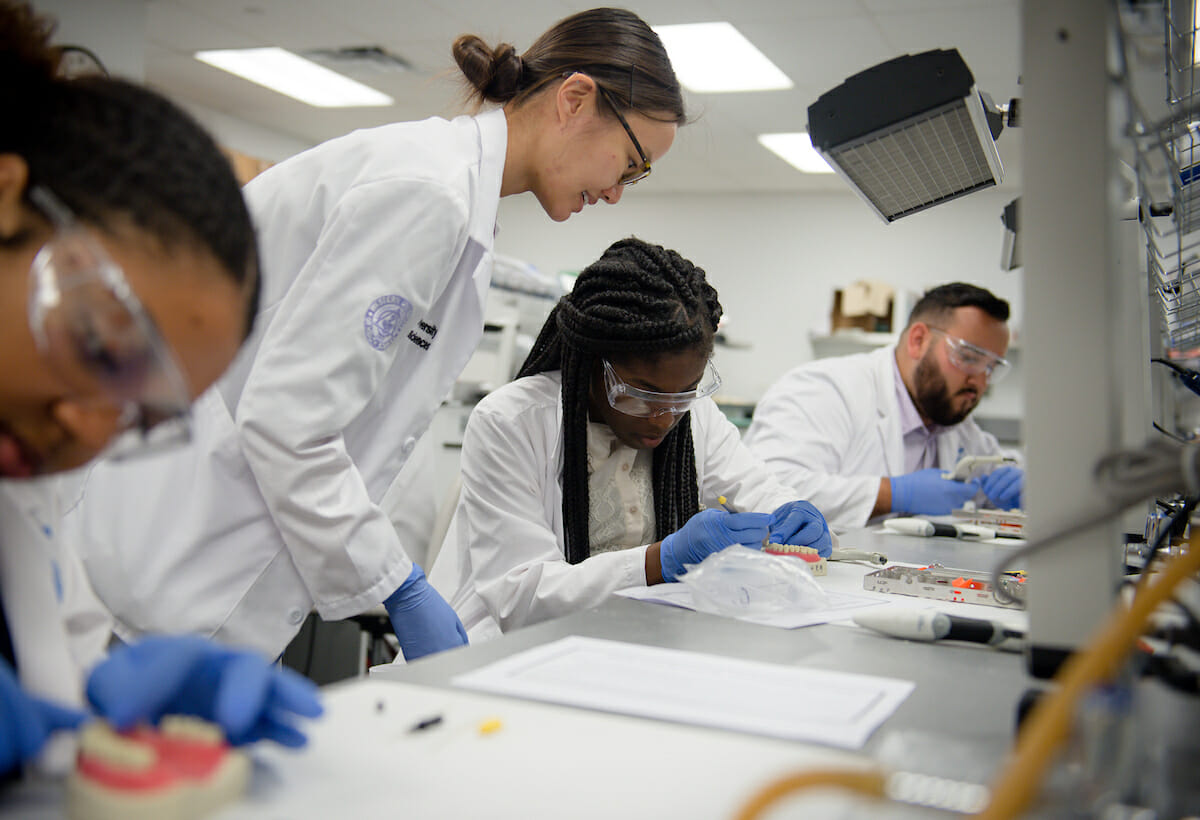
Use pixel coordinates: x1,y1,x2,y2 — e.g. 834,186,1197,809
808,48,1012,223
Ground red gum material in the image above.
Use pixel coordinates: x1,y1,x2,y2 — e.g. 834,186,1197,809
763,545,822,562
76,727,231,792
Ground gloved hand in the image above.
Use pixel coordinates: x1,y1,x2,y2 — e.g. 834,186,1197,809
384,564,469,663
86,636,323,748
889,468,980,516
0,659,88,775
768,500,833,558
660,508,771,582
979,466,1023,510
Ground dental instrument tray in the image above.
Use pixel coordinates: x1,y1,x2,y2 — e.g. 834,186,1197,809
862,563,1026,610
952,506,1026,538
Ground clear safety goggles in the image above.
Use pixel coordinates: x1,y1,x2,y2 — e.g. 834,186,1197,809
928,326,1011,383
27,186,193,459
602,358,722,418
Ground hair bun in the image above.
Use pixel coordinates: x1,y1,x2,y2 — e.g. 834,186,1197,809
0,0,61,89
451,34,522,104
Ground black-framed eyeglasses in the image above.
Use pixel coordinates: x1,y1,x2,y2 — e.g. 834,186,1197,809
596,84,652,186
26,185,194,459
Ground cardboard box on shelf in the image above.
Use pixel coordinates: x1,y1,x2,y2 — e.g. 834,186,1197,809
831,283,894,333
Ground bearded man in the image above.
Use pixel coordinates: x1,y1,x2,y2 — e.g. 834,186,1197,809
743,283,1021,530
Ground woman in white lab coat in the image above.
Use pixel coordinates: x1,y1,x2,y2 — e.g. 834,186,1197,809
0,0,319,780
65,8,687,664
431,238,833,640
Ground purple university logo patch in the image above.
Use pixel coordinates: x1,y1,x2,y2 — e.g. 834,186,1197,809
363,294,412,351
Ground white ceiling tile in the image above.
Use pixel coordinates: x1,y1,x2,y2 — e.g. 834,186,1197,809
135,0,1023,194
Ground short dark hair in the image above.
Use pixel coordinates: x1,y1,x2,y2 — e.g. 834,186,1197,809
907,282,1009,328
1,0,260,332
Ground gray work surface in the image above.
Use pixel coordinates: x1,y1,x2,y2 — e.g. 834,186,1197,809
372,527,1200,815
373,527,1032,785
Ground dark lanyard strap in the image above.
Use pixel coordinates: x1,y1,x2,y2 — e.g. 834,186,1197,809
0,584,14,672
0,586,19,785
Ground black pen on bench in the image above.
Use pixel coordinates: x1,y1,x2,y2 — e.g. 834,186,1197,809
409,715,444,733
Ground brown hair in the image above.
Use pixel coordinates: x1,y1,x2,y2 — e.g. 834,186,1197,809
452,7,686,125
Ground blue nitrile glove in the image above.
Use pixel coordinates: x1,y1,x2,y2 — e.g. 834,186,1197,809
768,500,833,558
889,468,980,516
979,466,1024,510
384,564,469,662
659,508,772,582
87,636,323,748
0,659,87,774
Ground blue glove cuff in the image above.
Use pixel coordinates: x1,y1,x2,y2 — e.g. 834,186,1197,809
889,475,910,514
659,533,683,583
385,564,426,611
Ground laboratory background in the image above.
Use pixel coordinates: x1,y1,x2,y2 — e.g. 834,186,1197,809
33,0,1024,437
34,0,1028,512
14,0,1200,817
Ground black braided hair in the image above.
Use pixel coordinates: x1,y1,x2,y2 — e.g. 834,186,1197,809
518,237,723,564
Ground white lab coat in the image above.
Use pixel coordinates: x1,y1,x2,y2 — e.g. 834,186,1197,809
742,346,1007,530
429,372,804,642
64,109,508,659
1,479,111,776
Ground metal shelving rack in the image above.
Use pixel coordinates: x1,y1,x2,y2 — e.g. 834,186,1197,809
1023,0,1196,669
1137,2,1200,361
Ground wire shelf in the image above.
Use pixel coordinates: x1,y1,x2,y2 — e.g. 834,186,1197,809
1137,1,1200,358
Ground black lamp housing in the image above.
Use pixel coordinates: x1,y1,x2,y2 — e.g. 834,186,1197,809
808,48,1005,223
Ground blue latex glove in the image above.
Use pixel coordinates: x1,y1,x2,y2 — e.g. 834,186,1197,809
980,466,1024,510
87,636,323,748
384,564,468,663
768,501,833,558
660,508,771,582
0,659,87,775
889,468,980,516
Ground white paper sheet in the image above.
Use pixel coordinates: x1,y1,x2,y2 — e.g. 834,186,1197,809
451,636,915,749
614,580,887,628
217,679,874,820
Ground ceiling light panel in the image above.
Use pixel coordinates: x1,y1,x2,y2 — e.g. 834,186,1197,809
653,22,793,93
195,47,394,108
757,133,835,174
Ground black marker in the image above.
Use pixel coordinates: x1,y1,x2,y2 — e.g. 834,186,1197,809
409,715,444,733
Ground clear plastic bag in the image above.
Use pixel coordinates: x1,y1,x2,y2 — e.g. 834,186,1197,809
678,545,829,618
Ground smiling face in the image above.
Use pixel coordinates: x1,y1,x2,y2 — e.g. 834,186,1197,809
587,347,710,451
906,306,1009,426
0,216,247,477
520,76,678,223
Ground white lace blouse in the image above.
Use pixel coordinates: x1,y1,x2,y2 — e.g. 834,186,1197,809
585,421,656,554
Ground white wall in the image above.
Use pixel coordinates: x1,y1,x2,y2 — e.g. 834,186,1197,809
174,99,313,165
494,187,1024,405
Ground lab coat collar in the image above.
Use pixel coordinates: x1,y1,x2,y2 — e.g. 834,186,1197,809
473,107,507,243
470,108,508,305
891,354,927,438
870,347,906,476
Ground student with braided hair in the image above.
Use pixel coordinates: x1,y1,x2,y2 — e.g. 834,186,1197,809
65,7,685,665
430,238,832,641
